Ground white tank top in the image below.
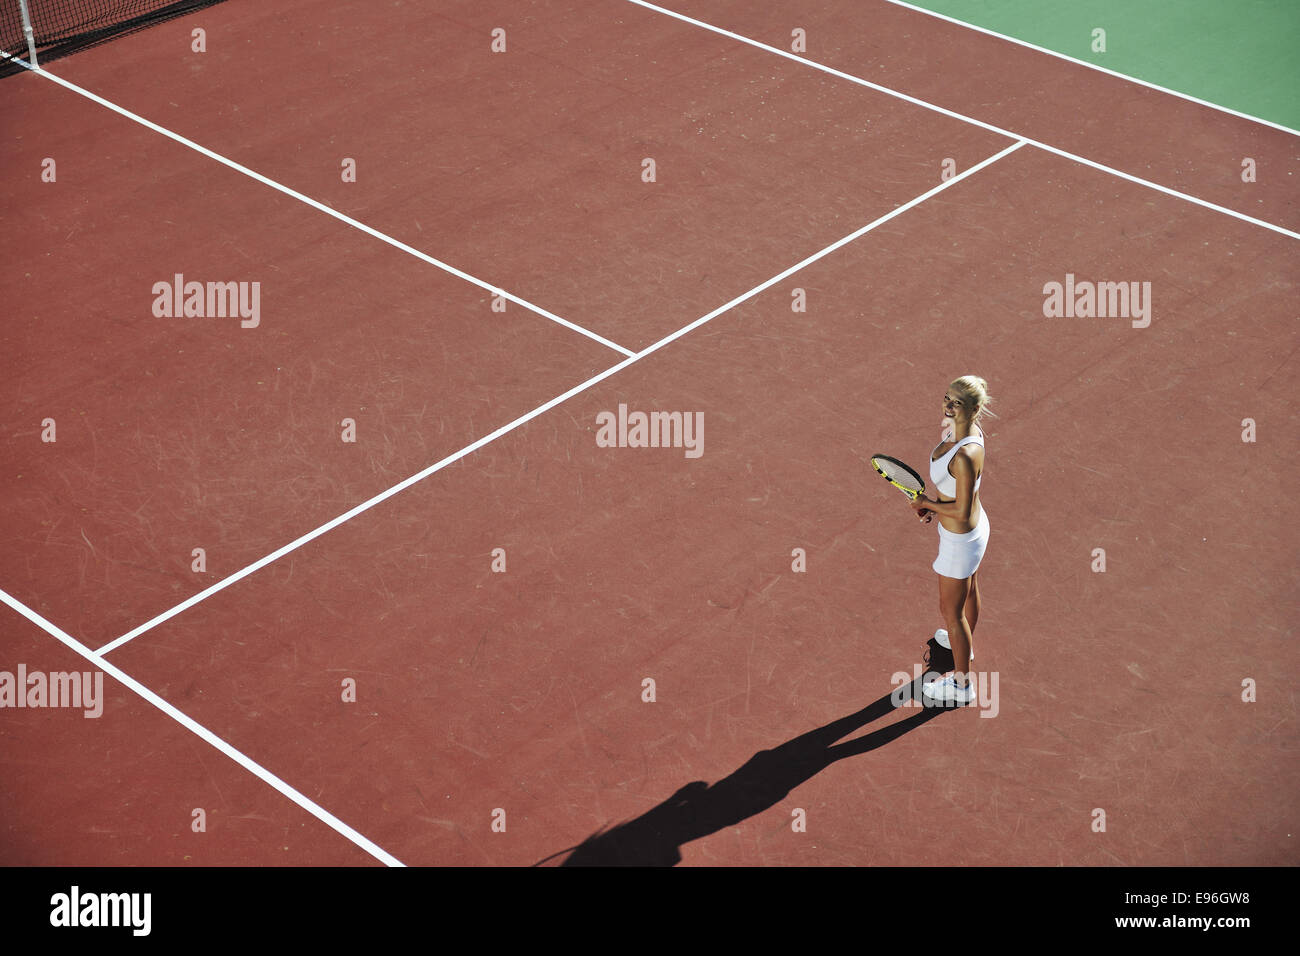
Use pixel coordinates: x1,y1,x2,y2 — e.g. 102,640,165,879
930,433,984,499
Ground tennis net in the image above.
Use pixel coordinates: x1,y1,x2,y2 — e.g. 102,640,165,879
2,0,229,76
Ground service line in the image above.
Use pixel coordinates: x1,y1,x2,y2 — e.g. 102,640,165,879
0,586,406,867
621,0,1300,241
96,139,1028,655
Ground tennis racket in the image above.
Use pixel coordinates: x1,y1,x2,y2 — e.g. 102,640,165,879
870,454,926,502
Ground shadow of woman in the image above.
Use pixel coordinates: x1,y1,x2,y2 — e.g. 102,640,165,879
547,673,953,866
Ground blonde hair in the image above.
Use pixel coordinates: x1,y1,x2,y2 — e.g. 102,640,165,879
950,375,995,423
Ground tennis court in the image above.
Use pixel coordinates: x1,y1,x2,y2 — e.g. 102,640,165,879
1,0,1296,867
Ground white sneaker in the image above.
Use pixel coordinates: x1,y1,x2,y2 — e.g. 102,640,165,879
922,676,976,705
933,629,972,660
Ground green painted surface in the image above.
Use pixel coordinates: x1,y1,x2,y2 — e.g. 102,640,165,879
899,0,1300,129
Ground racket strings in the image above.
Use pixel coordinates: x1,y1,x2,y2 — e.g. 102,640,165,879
873,456,923,492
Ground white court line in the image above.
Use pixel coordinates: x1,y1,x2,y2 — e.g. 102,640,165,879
96,139,1028,655
1,50,32,70
621,0,1300,242
0,51,635,358
0,586,406,867
880,0,1300,137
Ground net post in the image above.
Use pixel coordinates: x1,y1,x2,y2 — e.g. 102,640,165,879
16,0,39,68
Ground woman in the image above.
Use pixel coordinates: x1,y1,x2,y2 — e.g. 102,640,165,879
909,376,993,704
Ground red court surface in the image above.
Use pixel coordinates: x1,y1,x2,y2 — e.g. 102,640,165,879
1,0,1296,868
1,613,371,865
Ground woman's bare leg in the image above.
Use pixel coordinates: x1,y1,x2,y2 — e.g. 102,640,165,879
938,575,972,686
962,571,980,661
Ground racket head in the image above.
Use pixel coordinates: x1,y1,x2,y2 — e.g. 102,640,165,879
870,454,926,500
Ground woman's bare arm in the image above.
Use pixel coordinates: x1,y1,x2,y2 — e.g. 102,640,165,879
911,449,978,522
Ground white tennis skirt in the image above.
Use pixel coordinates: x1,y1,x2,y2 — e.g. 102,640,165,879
933,508,990,580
